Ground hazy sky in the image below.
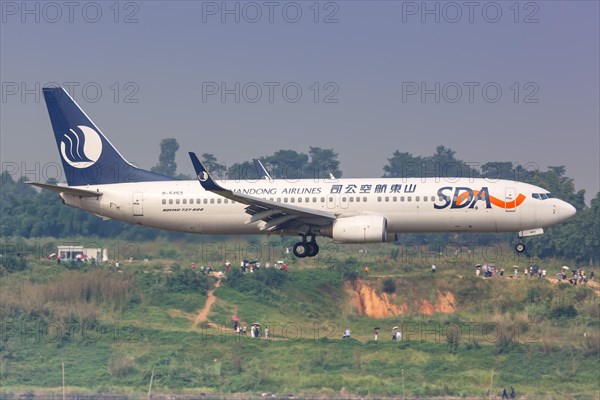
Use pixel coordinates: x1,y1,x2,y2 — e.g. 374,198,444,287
1,1,598,200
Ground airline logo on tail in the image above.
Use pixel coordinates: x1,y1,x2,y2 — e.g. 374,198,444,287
59,125,103,169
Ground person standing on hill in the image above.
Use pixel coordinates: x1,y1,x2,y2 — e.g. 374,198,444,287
431,264,436,275
501,386,509,399
364,266,369,277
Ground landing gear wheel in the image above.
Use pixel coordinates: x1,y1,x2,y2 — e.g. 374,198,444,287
306,242,320,257
293,242,308,258
515,242,525,253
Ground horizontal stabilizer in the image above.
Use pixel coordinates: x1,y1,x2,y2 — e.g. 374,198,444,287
29,182,103,198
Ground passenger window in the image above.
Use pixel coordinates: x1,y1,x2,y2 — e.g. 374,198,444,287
356,197,360,202
162,199,166,205
408,196,412,202
400,196,405,202
423,196,427,202
392,196,397,202
363,197,367,202
176,199,180,204
349,197,354,202
210,199,214,204
416,196,420,202
298,198,302,203
203,199,208,204
224,199,228,204
284,198,288,203
320,197,325,202
169,199,173,205
385,196,389,202
196,199,201,204
183,199,187,204
377,196,382,202
291,198,295,203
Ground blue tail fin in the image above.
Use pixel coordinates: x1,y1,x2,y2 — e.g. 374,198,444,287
43,87,173,186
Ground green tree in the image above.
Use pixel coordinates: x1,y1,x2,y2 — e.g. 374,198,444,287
383,151,423,178
305,146,342,180
227,161,260,181
262,150,309,180
425,145,479,179
151,138,179,177
201,153,227,180
481,162,519,181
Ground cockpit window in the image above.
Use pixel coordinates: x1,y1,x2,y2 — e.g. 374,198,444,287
532,193,554,200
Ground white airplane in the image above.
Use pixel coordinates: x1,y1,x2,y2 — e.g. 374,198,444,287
32,87,576,258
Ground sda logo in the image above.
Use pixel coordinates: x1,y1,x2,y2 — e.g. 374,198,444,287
434,186,526,210
60,125,103,169
434,187,492,209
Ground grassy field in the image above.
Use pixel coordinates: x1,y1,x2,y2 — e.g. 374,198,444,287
0,238,598,398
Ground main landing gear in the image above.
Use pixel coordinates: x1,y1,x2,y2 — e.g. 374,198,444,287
293,234,319,258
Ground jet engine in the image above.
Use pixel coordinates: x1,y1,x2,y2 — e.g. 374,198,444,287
329,215,388,243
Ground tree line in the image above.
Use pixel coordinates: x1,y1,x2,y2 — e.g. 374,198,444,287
1,140,597,262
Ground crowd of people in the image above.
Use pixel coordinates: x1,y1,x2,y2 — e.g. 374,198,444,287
475,263,595,285
232,319,270,339
342,326,403,341
557,267,594,285
191,259,289,275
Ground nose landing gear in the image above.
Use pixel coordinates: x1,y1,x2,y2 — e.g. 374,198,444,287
293,234,319,258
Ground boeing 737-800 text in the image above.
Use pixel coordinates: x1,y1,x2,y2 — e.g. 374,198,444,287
31,88,576,257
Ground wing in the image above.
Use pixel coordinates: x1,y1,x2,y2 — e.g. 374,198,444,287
189,152,335,232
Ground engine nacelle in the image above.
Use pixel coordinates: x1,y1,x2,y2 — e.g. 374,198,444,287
330,215,388,243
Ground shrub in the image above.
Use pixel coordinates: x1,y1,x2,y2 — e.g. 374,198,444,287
165,265,212,294
0,254,27,273
550,304,577,319
382,278,396,294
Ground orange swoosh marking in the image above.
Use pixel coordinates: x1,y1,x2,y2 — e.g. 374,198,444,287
456,190,526,208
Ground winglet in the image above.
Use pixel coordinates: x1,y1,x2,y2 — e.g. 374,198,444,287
253,159,272,181
188,152,225,192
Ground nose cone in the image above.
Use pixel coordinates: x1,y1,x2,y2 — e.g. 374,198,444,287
561,201,577,220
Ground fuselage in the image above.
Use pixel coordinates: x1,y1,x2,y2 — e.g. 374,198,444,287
60,177,576,238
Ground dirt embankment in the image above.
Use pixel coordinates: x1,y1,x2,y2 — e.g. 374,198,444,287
345,279,456,318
